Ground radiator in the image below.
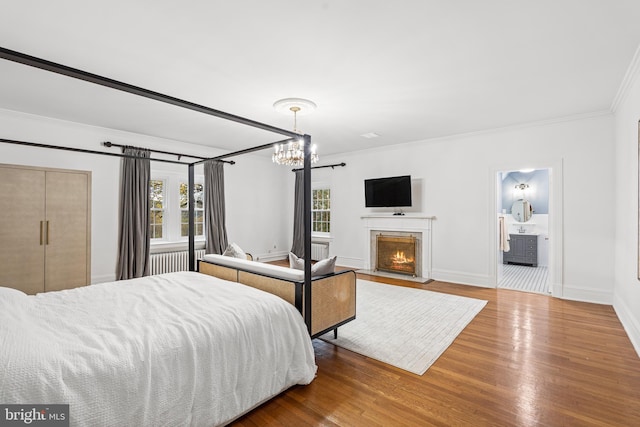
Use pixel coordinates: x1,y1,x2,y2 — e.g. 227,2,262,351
150,249,206,275
311,242,329,261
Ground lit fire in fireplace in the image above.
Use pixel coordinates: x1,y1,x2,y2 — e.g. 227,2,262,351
376,234,417,276
391,250,414,266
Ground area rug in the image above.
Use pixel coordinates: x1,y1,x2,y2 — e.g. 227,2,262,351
319,279,487,375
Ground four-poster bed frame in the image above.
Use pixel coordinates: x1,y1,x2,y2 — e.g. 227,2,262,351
0,46,316,333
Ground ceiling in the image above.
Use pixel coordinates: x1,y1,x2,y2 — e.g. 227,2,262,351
1,1,640,157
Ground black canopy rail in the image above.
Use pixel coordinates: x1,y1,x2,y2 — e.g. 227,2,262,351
102,141,235,164
0,46,299,140
191,138,296,165
0,138,190,165
1,46,316,335
292,162,346,172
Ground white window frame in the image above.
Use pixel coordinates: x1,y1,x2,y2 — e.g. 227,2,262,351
311,183,331,239
179,181,204,239
150,171,205,250
149,178,166,240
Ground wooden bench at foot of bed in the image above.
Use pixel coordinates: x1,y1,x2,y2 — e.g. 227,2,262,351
198,254,356,338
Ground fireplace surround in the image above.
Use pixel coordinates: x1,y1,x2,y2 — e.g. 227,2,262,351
361,214,434,282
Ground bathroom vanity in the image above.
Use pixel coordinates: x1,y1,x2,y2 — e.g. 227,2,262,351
504,234,538,267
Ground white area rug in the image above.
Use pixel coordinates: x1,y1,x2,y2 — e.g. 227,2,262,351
319,280,487,375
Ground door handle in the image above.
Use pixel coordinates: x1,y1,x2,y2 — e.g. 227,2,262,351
40,221,44,245
46,220,49,245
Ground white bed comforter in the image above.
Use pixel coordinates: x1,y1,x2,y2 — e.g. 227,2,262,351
0,272,316,426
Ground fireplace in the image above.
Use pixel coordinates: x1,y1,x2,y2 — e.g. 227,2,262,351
361,214,433,281
375,234,418,277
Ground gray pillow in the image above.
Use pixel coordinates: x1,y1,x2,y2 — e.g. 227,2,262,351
289,252,337,276
223,242,247,259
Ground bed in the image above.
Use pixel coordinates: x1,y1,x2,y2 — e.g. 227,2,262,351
0,48,332,345
0,272,317,426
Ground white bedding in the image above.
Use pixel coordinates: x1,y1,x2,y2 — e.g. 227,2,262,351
0,272,316,426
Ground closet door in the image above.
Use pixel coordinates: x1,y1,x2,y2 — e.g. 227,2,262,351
45,170,91,292
0,165,46,294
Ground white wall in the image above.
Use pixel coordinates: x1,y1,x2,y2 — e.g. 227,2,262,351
0,109,290,283
613,55,640,356
317,113,616,303
0,103,623,311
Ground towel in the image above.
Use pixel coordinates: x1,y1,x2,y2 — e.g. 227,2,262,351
499,217,510,252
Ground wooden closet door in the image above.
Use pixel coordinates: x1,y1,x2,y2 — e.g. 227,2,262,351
0,166,46,294
44,170,91,292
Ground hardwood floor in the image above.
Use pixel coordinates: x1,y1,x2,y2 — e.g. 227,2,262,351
231,269,640,426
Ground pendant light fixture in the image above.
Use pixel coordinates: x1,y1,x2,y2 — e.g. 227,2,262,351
272,98,319,166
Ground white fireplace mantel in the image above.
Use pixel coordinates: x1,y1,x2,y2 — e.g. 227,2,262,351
361,214,434,280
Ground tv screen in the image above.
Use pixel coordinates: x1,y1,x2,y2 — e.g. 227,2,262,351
364,175,412,207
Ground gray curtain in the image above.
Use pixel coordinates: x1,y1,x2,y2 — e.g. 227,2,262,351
204,160,228,254
291,170,304,258
116,147,151,280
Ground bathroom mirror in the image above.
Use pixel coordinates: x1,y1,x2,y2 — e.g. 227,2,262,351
511,199,533,222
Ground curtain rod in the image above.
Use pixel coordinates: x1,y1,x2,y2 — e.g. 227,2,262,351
292,162,346,172
102,141,235,165
0,138,190,165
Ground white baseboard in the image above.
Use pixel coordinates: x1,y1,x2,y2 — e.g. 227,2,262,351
253,251,288,263
613,295,640,358
559,283,613,305
337,256,365,270
550,281,563,297
91,273,116,284
431,269,493,288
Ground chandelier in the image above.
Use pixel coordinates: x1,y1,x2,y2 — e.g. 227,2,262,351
272,98,319,166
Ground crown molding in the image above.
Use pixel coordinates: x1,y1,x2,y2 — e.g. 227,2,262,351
611,43,640,113
333,110,612,159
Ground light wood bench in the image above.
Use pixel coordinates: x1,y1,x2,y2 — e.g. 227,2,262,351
198,254,356,338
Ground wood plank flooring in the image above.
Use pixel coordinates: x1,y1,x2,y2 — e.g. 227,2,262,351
231,268,640,426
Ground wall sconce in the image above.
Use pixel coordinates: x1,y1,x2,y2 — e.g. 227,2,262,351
514,182,530,200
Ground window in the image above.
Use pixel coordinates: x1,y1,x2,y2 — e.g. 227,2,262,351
149,172,204,245
149,179,165,239
180,182,204,237
312,188,330,234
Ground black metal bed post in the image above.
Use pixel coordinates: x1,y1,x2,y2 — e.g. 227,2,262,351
188,163,196,271
303,134,312,334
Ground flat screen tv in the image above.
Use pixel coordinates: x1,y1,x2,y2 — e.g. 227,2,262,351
364,175,412,207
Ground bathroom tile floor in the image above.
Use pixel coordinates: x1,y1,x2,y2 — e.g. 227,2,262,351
499,264,549,294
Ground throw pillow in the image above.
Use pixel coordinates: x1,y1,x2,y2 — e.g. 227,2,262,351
312,255,337,276
223,242,247,259
289,252,337,276
289,252,304,270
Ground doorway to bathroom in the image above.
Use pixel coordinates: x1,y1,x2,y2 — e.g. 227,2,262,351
496,168,551,294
